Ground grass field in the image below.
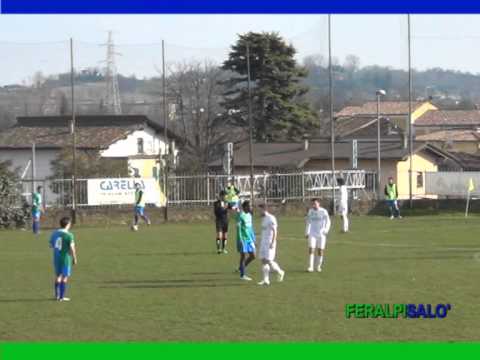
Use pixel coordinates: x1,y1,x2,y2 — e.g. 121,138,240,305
1,215,479,342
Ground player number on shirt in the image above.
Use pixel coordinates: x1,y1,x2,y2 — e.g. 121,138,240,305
54,237,62,250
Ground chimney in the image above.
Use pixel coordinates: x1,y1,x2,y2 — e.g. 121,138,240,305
304,139,309,151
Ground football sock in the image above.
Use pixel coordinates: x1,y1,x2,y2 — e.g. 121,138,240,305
216,238,221,251
343,216,349,232
316,255,324,268
262,264,270,282
222,239,227,250
54,281,60,299
59,282,67,299
239,263,245,277
33,221,39,234
270,261,282,273
134,215,139,225
309,254,315,269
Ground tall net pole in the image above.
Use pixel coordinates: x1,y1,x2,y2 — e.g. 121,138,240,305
70,38,77,224
246,42,255,206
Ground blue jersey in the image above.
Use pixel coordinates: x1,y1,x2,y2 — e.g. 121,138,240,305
49,229,67,254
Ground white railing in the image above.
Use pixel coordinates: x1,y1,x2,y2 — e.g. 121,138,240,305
168,170,375,206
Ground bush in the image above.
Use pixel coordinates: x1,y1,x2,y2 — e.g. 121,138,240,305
0,166,29,229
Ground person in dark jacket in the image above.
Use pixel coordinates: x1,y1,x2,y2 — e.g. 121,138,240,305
214,191,229,254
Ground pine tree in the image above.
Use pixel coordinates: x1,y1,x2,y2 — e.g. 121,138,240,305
222,32,317,141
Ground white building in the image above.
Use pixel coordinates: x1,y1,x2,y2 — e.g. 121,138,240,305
0,115,179,203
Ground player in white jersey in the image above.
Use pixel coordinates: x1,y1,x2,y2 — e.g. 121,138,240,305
305,198,331,272
337,178,349,233
257,204,285,286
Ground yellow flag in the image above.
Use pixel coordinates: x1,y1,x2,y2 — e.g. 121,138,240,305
468,178,475,192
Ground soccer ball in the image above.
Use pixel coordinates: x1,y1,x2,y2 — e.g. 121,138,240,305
131,225,139,232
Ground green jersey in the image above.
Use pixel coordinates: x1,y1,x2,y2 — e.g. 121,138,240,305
32,192,42,212
236,211,254,243
135,189,146,207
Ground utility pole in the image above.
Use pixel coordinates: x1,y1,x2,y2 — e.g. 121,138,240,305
162,40,169,221
408,14,414,208
375,89,386,197
70,38,77,224
246,42,255,206
31,142,36,197
328,14,336,215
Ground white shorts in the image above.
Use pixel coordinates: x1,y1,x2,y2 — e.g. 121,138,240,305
308,235,327,250
259,243,276,261
338,203,348,216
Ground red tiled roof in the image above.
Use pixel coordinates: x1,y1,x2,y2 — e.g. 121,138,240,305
336,101,426,118
0,125,137,149
415,110,480,126
416,129,480,142
209,141,435,169
0,115,182,149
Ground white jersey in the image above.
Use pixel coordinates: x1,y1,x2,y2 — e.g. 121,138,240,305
260,213,277,247
305,207,331,237
260,213,278,260
339,185,348,212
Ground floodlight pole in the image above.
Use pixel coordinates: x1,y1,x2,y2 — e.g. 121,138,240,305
70,38,77,224
162,39,169,221
376,93,382,198
328,14,336,215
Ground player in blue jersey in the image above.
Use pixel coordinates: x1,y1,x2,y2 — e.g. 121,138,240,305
236,201,256,281
31,186,44,235
49,217,77,302
133,183,151,229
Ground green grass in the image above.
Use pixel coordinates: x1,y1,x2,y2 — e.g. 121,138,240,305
1,215,480,342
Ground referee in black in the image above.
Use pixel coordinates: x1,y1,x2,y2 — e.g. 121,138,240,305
214,190,229,254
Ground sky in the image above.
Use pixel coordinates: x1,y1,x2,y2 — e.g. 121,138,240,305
0,14,480,85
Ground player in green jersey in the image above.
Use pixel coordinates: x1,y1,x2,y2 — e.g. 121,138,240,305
49,217,78,302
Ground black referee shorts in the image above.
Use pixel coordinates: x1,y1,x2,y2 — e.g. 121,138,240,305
215,219,228,233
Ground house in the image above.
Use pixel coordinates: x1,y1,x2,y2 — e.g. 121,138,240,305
413,110,480,133
416,129,480,154
0,115,179,182
208,139,459,199
412,110,480,154
335,101,437,133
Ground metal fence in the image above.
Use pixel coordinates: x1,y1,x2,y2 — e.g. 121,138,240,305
15,170,375,208
17,179,88,208
168,170,376,206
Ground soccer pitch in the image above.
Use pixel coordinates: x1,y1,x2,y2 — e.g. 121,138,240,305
0,215,479,342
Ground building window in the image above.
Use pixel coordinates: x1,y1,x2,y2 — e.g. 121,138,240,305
417,172,424,188
137,138,144,154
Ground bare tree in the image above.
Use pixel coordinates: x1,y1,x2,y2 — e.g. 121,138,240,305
164,60,234,172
